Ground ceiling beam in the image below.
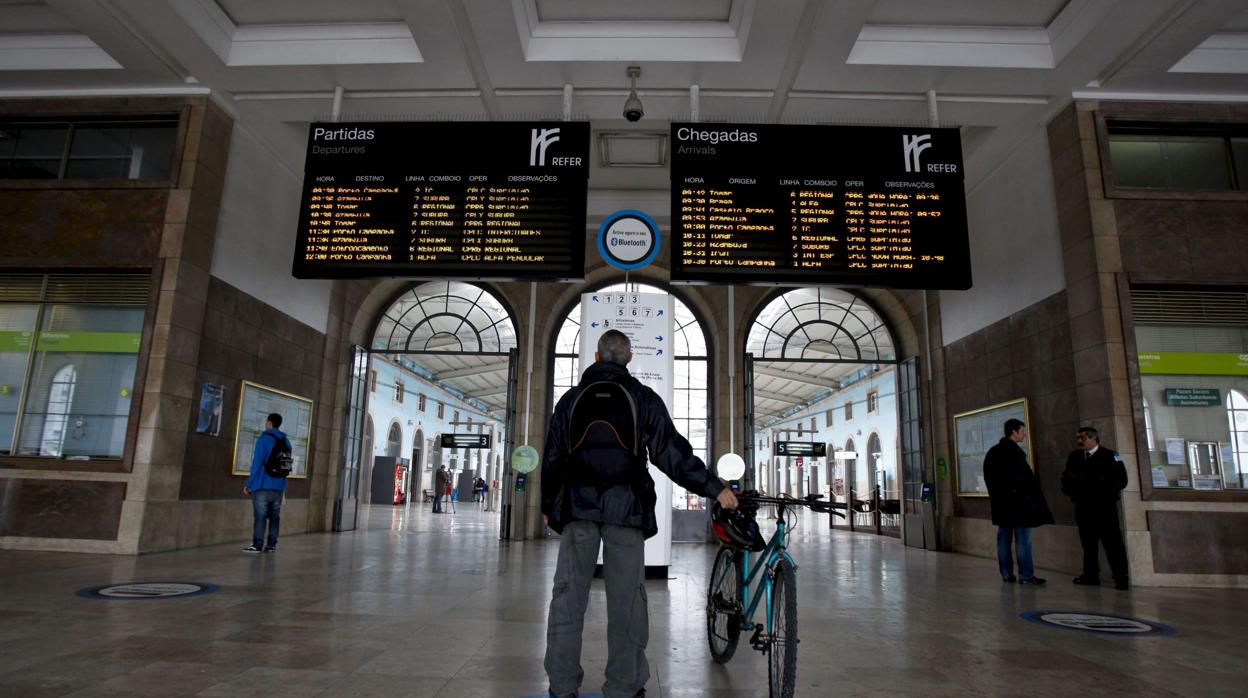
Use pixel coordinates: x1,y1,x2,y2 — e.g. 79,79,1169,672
443,0,499,117
753,364,842,390
755,388,805,405
465,386,507,399
433,361,510,380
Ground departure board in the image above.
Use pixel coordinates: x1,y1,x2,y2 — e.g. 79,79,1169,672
670,123,971,289
292,121,589,280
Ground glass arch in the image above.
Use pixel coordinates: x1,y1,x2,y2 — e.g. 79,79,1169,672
372,281,517,353
746,288,895,361
552,282,710,510
1227,390,1248,489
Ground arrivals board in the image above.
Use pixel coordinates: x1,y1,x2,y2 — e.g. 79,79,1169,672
670,123,972,289
292,122,590,280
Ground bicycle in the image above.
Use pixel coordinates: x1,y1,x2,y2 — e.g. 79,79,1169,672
706,491,843,698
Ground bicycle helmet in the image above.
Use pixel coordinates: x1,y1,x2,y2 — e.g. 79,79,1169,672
711,502,766,552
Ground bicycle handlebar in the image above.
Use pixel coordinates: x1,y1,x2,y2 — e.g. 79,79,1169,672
734,491,847,519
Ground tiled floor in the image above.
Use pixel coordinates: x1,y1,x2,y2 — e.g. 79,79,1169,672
1,503,1245,697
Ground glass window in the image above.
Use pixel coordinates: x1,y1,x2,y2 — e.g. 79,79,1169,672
868,390,879,414
0,304,39,454
394,379,404,403
418,393,426,412
15,304,143,458
844,400,853,421
0,124,68,179
1108,128,1242,191
1227,390,1248,490
65,122,177,180
825,408,834,428
369,369,377,393
1143,397,1154,450
0,120,177,181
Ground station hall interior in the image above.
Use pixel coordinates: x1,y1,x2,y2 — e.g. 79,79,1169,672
2,1,1248,696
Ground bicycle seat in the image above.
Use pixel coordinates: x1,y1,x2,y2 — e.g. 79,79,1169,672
712,501,766,552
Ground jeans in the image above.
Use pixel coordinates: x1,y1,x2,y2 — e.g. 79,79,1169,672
433,493,443,512
996,526,1034,580
252,489,282,549
545,521,648,698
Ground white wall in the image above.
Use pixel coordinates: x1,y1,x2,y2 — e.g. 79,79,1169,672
210,124,332,333
939,126,1065,345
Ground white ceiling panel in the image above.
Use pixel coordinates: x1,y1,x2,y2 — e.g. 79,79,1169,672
535,0,733,23
0,0,75,33
866,0,1068,28
217,0,403,26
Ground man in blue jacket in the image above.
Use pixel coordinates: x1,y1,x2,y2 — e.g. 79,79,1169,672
243,412,290,553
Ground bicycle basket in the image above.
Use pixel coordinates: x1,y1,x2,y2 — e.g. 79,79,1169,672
711,502,766,552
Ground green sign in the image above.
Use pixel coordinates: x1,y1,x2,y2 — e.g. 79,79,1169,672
1138,352,1248,376
511,445,540,474
0,331,34,351
36,332,141,354
1165,388,1222,406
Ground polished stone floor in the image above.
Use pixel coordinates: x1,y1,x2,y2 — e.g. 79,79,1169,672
1,502,1246,697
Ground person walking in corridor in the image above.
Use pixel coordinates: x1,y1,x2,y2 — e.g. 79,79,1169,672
1062,426,1130,590
243,413,291,553
433,465,448,513
541,330,738,698
983,418,1053,585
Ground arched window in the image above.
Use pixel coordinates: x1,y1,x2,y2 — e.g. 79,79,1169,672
372,280,516,354
746,287,895,361
39,364,77,457
414,429,424,470
363,416,374,461
868,432,885,494
552,282,710,510
1227,390,1248,488
386,422,402,458
1143,397,1154,450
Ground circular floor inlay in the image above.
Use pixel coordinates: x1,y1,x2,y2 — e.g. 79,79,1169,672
1021,610,1175,636
76,582,219,600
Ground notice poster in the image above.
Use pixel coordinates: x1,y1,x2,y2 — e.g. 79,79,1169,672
579,291,676,567
1165,438,1187,466
195,382,224,436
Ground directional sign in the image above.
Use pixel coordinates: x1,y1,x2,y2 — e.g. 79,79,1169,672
775,441,826,457
441,433,491,449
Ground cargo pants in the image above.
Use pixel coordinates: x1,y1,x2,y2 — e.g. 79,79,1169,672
545,520,649,698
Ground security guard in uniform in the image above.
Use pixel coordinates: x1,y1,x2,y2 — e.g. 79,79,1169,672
1061,426,1130,590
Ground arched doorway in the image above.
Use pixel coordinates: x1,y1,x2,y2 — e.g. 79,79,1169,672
335,281,518,532
745,287,902,537
550,281,713,541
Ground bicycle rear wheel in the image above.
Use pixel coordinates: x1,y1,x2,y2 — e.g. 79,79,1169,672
706,546,742,663
768,557,798,698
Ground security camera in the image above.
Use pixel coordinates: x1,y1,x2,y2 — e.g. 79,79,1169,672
623,92,644,122
623,66,643,122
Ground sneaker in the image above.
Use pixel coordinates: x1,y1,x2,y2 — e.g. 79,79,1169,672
1114,580,1130,591
1002,575,1017,583
1072,575,1101,586
1018,577,1046,586
243,545,262,553
264,547,276,553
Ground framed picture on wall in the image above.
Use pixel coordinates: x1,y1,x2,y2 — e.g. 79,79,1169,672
953,397,1032,497
231,380,314,479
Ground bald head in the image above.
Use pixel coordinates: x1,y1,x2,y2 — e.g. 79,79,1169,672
597,330,632,366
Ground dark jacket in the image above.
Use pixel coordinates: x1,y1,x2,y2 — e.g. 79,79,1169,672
435,468,448,490
541,360,725,538
1061,446,1127,506
246,428,290,493
983,437,1054,528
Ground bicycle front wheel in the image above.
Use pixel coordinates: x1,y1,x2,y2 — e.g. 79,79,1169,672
768,557,798,698
706,546,742,663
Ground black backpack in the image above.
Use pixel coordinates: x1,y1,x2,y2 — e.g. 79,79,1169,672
263,434,294,478
565,380,641,484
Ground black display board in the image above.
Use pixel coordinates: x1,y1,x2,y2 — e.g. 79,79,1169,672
670,123,972,289
775,441,827,457
441,433,491,449
293,122,590,280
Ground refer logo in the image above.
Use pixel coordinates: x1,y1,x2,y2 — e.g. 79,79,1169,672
530,127,561,166
1020,610,1175,636
903,133,932,173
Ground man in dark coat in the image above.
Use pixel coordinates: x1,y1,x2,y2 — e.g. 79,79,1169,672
542,330,737,698
983,418,1054,585
1061,426,1130,590
433,465,448,513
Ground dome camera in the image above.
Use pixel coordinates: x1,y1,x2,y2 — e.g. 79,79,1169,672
623,92,644,122
623,66,643,122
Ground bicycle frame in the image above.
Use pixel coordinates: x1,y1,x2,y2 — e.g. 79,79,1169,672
713,507,797,636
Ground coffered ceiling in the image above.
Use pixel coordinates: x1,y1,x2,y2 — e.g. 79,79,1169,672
2,0,1246,215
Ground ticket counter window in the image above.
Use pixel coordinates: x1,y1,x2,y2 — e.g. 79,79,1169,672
1135,318,1248,490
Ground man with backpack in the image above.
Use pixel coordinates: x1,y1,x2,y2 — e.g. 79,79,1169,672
542,330,738,698
243,412,292,553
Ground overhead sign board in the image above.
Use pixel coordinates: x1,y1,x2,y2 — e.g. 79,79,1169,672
293,121,590,280
1164,388,1222,406
441,433,492,449
670,123,971,289
1138,352,1248,376
775,441,827,457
